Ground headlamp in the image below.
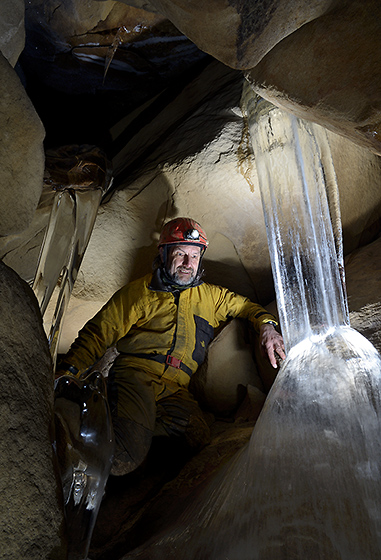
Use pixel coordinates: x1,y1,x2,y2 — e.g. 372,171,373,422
185,229,200,241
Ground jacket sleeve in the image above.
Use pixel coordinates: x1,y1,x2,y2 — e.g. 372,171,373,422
63,283,141,374
211,285,278,333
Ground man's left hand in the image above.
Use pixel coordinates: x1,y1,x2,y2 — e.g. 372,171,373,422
259,323,286,368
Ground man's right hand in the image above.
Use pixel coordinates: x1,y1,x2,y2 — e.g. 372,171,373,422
259,323,286,368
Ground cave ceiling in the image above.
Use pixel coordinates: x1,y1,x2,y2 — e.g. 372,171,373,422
18,0,381,189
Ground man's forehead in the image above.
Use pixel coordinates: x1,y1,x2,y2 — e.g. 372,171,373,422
171,243,201,253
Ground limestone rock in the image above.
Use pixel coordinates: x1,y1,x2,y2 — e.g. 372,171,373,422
0,52,45,236
0,0,25,66
247,0,381,155
116,0,335,68
25,0,116,38
346,235,381,354
0,261,66,559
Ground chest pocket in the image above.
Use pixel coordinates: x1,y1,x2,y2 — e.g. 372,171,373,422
192,315,214,366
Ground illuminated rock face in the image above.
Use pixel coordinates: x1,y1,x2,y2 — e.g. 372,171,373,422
246,0,381,155
0,261,66,560
0,52,45,236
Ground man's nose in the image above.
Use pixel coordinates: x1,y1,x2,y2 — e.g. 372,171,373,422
182,254,190,265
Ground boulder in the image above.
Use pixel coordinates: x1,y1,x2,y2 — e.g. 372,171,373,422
116,0,335,68
0,0,25,66
0,261,66,559
0,51,45,236
246,0,381,155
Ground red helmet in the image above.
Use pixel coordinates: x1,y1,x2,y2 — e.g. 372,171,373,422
158,217,208,249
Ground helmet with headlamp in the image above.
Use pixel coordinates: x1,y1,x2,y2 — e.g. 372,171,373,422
158,217,208,250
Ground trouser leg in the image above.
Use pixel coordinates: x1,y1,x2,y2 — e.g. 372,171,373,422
107,367,157,476
155,386,211,451
107,368,211,476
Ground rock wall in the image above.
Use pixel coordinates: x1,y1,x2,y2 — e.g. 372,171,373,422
0,51,45,236
0,262,66,559
0,0,25,66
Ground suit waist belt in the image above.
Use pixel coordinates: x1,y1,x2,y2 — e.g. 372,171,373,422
122,353,193,377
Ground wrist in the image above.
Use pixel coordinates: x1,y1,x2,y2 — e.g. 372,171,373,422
261,320,277,329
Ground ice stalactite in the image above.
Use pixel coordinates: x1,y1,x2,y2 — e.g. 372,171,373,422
32,145,113,367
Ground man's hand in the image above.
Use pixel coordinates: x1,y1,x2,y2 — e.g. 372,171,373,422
259,323,286,368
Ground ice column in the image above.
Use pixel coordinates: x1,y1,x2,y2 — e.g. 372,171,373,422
32,145,113,367
242,88,349,349
55,371,114,560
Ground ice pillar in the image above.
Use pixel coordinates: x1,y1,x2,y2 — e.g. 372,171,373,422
242,87,349,349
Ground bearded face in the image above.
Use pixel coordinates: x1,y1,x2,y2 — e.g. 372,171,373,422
165,244,201,286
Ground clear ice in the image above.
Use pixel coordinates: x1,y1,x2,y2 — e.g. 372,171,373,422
54,371,114,560
124,86,381,559
32,145,113,368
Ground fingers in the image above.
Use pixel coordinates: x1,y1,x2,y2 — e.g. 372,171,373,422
259,324,286,368
267,345,284,368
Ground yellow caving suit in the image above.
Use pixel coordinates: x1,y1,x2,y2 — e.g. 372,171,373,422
63,269,277,475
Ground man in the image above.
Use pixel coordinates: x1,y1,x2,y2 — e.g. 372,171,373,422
58,217,285,475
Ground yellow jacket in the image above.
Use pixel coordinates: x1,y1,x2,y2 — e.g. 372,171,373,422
65,271,277,388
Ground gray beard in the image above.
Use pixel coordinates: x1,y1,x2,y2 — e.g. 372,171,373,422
170,269,196,286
